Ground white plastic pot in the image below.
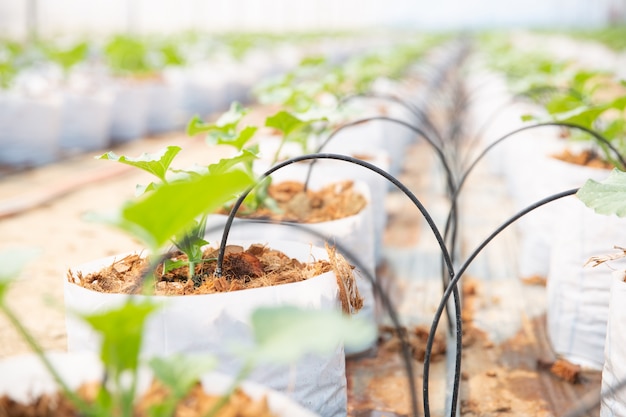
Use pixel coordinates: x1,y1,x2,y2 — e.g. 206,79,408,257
205,178,377,356
108,81,149,144
0,93,61,168
65,240,346,417
59,90,113,153
0,351,319,417
145,78,185,135
255,138,390,265
182,64,234,119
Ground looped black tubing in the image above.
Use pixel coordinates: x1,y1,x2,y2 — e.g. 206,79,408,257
339,92,445,146
447,121,626,240
206,217,421,415
216,152,459,417
441,121,626,285
303,116,456,200
422,188,578,417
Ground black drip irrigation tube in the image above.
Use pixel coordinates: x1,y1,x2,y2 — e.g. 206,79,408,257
338,92,445,147
422,188,579,417
214,152,460,417
442,120,626,288
432,120,626,417
304,115,455,197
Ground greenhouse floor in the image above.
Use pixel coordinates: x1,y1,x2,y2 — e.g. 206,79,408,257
0,128,603,416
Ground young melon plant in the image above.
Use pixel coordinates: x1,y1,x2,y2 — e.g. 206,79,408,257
187,101,325,215
95,144,256,284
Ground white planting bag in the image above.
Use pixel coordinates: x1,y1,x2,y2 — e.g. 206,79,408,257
547,202,626,370
0,352,319,417
205,178,377,354
109,81,149,144
65,241,346,417
145,79,185,134
0,94,61,167
59,90,113,152
601,271,626,417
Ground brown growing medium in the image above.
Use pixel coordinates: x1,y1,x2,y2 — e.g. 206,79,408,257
68,244,333,296
232,180,367,223
0,380,276,417
551,148,614,170
549,359,582,384
377,324,447,363
68,243,363,315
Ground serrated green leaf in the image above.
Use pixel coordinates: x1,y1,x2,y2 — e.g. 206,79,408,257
248,306,376,364
82,301,160,374
577,168,626,216
187,103,248,138
135,182,159,196
98,146,181,183
207,149,258,175
215,101,247,127
209,126,257,150
265,111,305,136
186,115,211,137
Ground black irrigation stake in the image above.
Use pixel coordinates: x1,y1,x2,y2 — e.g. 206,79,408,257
216,152,461,417
422,188,579,417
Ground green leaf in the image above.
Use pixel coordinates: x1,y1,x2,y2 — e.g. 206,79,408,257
82,301,160,375
0,248,39,299
610,95,626,111
114,170,254,251
224,126,257,151
208,126,258,151
187,103,248,137
545,94,585,115
520,114,536,122
248,306,376,364
554,104,610,129
149,354,216,398
577,169,626,217
186,105,255,151
265,111,305,136
162,259,187,274
97,146,182,183
207,149,258,175
146,354,217,417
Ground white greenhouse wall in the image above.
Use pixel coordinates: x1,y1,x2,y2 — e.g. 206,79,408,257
0,0,625,40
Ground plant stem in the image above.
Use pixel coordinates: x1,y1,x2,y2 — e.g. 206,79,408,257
0,303,94,415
